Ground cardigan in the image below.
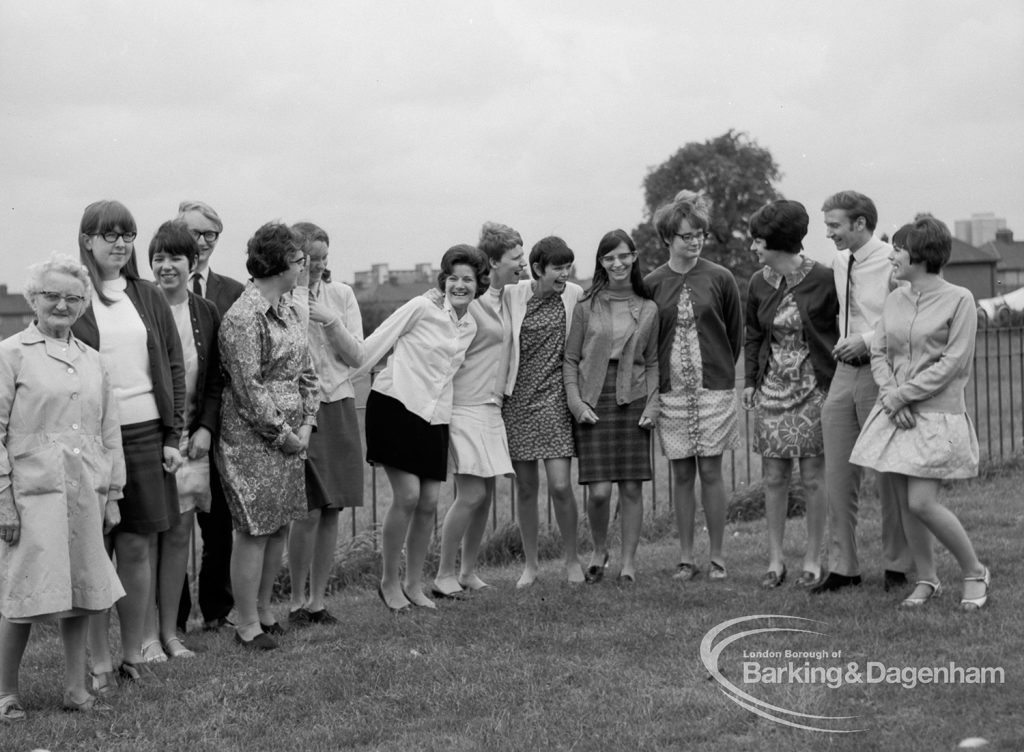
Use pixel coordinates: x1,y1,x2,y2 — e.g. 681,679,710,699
72,277,185,450
744,258,839,391
563,291,660,423
644,259,742,392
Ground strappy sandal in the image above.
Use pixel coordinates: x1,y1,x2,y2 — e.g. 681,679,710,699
672,562,700,581
162,635,195,659
899,580,941,608
141,639,168,664
90,670,117,696
0,693,26,723
63,692,114,713
960,566,990,612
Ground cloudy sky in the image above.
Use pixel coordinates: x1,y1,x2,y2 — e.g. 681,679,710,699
2,0,1022,289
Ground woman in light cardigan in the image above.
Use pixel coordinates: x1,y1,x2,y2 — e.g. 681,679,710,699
563,230,658,583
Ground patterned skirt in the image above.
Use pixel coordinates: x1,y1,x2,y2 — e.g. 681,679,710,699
574,366,651,483
658,388,739,460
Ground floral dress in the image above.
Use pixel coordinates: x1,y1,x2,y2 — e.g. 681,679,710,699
216,284,319,535
502,293,575,461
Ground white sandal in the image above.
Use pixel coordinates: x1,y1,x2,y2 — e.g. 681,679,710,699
141,639,168,663
162,635,195,659
960,566,990,612
898,580,941,608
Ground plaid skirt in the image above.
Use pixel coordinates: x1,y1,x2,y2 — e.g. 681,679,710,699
574,365,652,484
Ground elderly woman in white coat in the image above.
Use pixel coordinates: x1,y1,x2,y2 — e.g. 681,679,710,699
0,255,125,721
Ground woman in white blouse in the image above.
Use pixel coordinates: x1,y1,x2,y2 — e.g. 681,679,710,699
358,246,489,611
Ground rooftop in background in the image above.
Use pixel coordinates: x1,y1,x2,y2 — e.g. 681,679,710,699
0,284,33,340
955,213,1007,247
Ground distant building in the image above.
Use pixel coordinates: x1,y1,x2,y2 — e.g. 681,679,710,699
943,238,999,299
981,228,1024,293
352,262,438,335
955,213,1007,247
353,262,436,290
0,284,33,339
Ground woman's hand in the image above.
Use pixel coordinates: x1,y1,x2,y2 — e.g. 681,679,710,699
280,431,304,455
741,387,757,410
162,446,183,474
880,391,906,417
308,300,336,326
889,405,917,430
638,415,655,430
187,427,212,459
0,488,20,545
578,407,599,425
103,497,121,535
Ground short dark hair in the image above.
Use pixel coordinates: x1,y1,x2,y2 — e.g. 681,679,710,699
892,217,951,274
653,191,712,246
78,199,141,306
585,229,650,304
246,222,303,279
529,236,574,279
749,200,809,254
148,219,200,270
478,222,523,264
821,191,878,232
436,244,489,298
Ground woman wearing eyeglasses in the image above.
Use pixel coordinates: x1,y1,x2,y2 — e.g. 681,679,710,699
216,223,319,649
0,254,125,720
563,230,659,583
644,191,742,583
72,200,185,691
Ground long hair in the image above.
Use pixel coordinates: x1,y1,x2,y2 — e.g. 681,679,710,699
78,200,141,306
583,229,650,305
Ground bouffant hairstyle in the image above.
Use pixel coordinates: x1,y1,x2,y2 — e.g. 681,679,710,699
653,190,712,246
24,252,93,306
821,190,878,232
436,244,489,299
749,200,809,254
78,199,141,306
584,229,650,305
148,220,200,270
246,222,304,279
478,222,524,264
529,236,574,279
177,200,224,233
891,217,952,274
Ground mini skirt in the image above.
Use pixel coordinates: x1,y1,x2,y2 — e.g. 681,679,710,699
119,419,180,535
307,397,365,510
365,390,449,482
449,403,514,478
574,365,652,483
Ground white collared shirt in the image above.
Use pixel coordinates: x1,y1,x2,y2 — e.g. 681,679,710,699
832,236,896,348
356,292,476,424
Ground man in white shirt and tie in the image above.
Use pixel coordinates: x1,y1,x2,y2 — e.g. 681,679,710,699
812,191,913,594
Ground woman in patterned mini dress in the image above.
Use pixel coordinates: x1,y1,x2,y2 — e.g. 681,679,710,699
742,200,838,590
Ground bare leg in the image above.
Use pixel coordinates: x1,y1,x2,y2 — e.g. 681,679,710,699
158,509,194,646
403,478,441,608
257,526,287,627
618,480,644,579
60,616,90,703
762,457,792,575
696,455,727,568
287,508,320,612
113,531,156,665
230,530,269,640
798,456,825,576
670,457,698,564
379,465,418,609
88,534,116,675
459,477,494,588
308,508,339,613
435,474,488,594
586,481,612,569
513,460,540,588
545,457,583,583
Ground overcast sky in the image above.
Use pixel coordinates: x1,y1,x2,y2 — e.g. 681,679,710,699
2,0,1022,289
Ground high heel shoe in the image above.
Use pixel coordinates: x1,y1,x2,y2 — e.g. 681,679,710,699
899,580,941,608
960,566,990,612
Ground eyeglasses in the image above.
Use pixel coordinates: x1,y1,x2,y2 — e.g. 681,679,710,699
96,231,137,243
674,232,707,245
600,251,636,267
190,230,220,243
38,291,86,306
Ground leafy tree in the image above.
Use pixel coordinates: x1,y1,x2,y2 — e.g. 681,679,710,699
632,129,783,284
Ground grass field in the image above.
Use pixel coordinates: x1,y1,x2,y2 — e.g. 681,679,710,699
4,459,1021,751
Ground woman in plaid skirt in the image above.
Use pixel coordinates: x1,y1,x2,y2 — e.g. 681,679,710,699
563,230,659,583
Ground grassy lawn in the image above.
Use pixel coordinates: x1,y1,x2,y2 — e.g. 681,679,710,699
6,464,1022,752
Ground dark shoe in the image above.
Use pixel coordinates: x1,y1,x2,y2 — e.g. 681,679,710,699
793,570,825,589
672,562,700,581
308,609,339,625
203,616,235,632
760,566,787,590
117,661,161,687
260,621,287,636
430,585,468,600
234,632,278,651
809,572,862,594
62,692,114,713
616,573,636,585
585,553,610,584
288,608,313,628
708,561,728,581
884,570,909,592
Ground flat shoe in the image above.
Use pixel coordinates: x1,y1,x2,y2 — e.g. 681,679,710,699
899,580,941,608
709,561,728,580
760,566,787,589
90,670,117,696
260,621,287,636
960,566,991,612
0,693,26,723
62,692,113,713
141,639,168,664
430,586,467,600
584,564,604,584
288,607,313,628
233,632,278,651
118,660,161,687
308,608,339,625
162,635,195,659
793,570,824,589
672,562,700,581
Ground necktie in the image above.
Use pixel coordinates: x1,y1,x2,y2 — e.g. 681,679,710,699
191,273,203,297
844,253,855,338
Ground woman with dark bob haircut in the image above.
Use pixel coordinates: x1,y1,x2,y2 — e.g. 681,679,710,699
851,217,989,611
563,229,659,583
216,222,319,650
742,200,839,589
72,200,185,691
356,245,484,611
